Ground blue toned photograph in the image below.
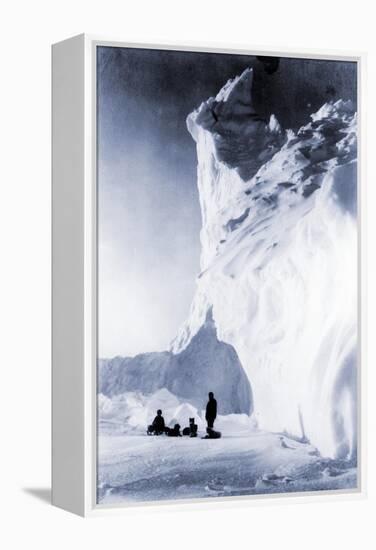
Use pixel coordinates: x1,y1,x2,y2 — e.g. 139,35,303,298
96,46,358,505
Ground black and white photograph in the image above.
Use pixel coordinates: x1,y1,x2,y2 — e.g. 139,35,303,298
96,46,358,505
3,0,376,546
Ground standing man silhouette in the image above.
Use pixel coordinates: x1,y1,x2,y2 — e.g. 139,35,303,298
205,392,217,429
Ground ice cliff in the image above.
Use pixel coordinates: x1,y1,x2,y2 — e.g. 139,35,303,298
171,68,357,460
99,309,252,415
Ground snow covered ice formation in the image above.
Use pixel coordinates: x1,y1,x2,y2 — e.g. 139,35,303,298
172,68,358,461
99,308,252,415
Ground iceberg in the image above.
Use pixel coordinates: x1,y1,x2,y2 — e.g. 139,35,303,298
172,68,357,460
99,308,252,416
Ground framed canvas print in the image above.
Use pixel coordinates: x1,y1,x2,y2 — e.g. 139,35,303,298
52,35,365,516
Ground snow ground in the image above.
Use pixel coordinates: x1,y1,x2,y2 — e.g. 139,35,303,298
97,429,357,505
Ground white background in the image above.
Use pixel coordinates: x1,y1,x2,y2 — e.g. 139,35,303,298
0,1,375,548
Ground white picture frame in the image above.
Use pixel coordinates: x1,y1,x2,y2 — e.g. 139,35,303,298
52,34,366,517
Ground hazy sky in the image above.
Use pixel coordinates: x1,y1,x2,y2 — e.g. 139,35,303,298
97,46,356,358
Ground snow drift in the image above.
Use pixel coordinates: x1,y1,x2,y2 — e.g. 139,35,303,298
172,68,357,460
98,387,255,436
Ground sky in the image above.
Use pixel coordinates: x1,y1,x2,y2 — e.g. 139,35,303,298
97,46,356,358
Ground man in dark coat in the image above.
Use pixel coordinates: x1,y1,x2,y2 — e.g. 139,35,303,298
147,409,165,435
205,392,217,428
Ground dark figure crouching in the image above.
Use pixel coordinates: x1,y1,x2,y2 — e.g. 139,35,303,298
182,418,198,437
165,423,182,437
147,409,165,435
205,392,217,428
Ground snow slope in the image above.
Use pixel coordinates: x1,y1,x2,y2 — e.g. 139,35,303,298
172,68,357,460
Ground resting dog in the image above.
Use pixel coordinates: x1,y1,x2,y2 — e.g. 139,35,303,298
165,423,182,437
202,427,221,439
